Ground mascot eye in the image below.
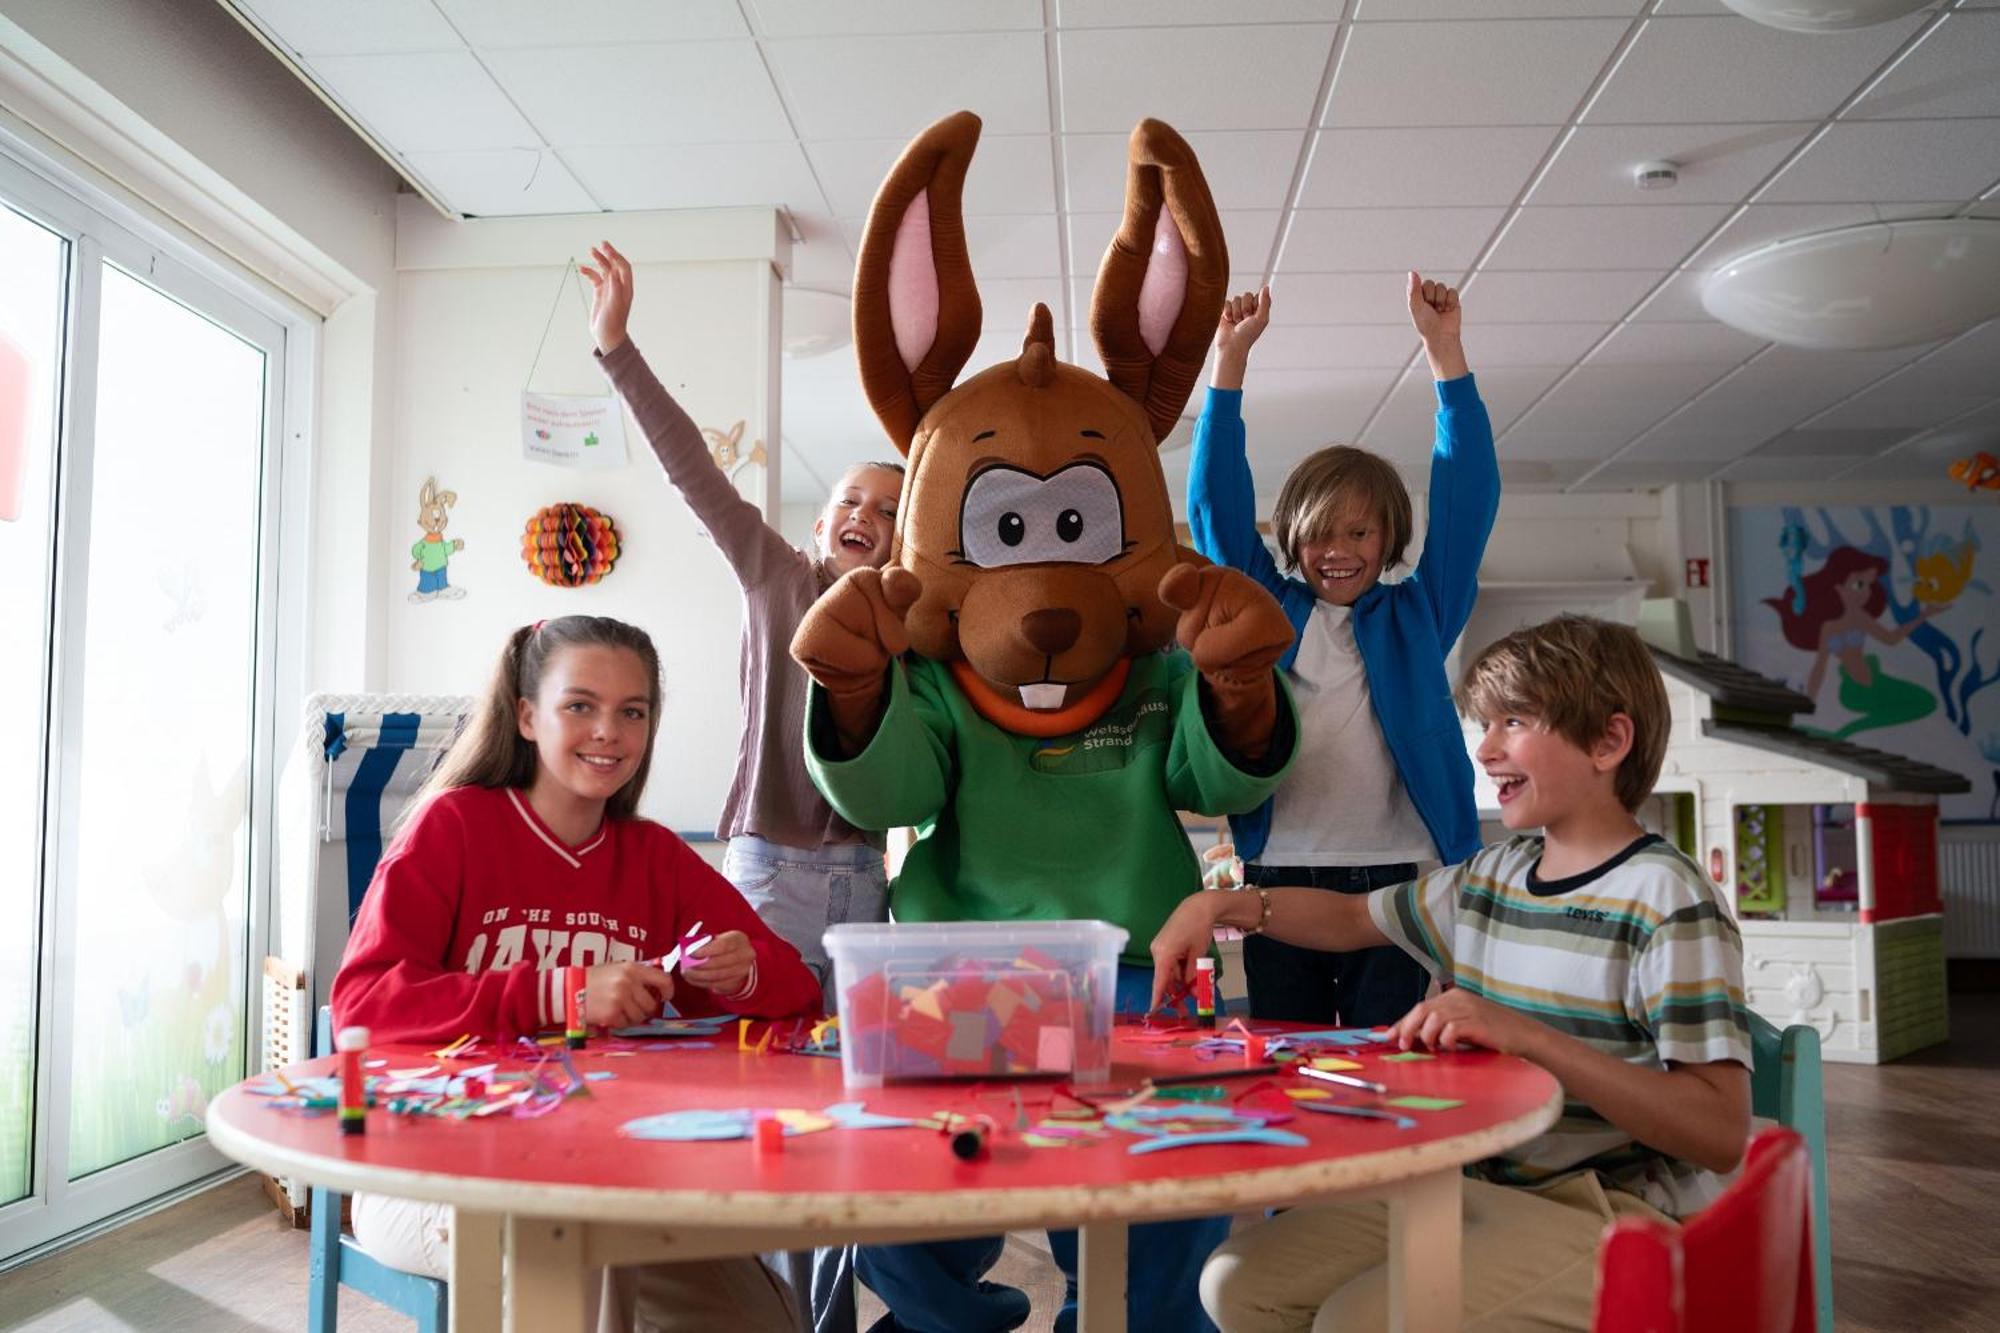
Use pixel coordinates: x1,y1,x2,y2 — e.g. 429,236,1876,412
960,464,1124,569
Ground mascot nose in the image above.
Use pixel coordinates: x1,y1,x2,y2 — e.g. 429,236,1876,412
1021,608,1082,656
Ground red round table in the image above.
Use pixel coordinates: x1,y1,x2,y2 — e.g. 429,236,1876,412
208,1025,1560,1333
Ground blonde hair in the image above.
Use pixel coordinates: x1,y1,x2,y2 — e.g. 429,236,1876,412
1270,445,1413,573
1456,614,1668,813
412,616,664,824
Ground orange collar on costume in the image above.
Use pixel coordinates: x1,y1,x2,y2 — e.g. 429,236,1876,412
947,658,1132,737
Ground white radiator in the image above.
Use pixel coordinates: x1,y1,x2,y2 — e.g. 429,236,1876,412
1941,829,2000,959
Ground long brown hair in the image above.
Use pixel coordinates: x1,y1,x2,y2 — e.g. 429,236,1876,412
1271,444,1414,573
413,615,664,823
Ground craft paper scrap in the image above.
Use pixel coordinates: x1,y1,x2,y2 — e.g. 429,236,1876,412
1309,1058,1364,1072
521,390,628,468
1385,1095,1463,1111
1283,1088,1331,1101
822,1102,921,1130
620,1108,828,1141
1380,1052,1434,1063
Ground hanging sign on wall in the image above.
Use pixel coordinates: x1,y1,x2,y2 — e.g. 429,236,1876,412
521,391,628,469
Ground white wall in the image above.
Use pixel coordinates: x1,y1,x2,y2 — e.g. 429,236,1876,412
384,206,787,835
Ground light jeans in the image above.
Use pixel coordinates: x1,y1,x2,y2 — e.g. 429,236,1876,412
722,835,888,1011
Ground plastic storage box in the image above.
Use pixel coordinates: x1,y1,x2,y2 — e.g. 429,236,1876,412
824,920,1128,1087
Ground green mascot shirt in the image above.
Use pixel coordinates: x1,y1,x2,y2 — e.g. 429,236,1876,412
806,652,1295,967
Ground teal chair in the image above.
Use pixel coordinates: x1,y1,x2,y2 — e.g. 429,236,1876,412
1748,1011,1832,1332
308,1007,447,1333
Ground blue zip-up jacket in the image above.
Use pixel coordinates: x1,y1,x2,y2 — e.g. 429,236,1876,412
1186,375,1498,865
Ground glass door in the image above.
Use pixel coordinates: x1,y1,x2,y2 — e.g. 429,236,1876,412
0,141,295,1263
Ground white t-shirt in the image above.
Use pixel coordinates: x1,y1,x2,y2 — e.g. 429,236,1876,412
1260,601,1436,866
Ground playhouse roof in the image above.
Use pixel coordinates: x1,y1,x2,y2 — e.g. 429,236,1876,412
1648,645,1816,718
1701,720,1971,795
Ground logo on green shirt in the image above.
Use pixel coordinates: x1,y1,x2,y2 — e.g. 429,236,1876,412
1029,690,1171,774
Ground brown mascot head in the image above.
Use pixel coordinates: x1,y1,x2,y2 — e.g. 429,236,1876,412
853,110,1228,728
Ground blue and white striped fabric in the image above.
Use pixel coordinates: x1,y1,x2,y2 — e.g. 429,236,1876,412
277,695,473,1024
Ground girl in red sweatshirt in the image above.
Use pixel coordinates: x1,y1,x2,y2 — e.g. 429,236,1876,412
332,614,812,1328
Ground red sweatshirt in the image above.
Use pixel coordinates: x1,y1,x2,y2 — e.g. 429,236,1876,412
332,785,821,1044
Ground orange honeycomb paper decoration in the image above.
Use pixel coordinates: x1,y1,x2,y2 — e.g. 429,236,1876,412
521,502,620,587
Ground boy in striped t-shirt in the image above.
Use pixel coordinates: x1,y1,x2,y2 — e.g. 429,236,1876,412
1150,614,1751,1332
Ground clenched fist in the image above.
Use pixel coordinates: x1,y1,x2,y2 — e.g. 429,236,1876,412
1158,562,1293,762
790,566,923,755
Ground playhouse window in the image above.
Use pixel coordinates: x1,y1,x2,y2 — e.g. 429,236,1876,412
1813,804,1860,909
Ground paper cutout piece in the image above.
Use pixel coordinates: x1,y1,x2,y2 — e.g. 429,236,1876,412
822,1102,921,1130
1380,1052,1434,1063
620,1108,827,1141
1295,1101,1418,1130
1309,1057,1364,1072
1385,1095,1463,1111
1283,1088,1331,1101
612,1015,733,1038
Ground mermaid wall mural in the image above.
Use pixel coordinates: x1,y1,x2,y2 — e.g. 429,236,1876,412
1732,504,1998,823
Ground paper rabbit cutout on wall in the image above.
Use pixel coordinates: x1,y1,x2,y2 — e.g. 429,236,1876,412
410,475,467,602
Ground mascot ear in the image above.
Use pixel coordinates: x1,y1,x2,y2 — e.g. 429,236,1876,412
854,110,984,455
1090,119,1229,445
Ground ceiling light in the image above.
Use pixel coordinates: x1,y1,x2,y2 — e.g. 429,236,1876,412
1719,0,1936,32
782,288,851,359
1701,219,2000,350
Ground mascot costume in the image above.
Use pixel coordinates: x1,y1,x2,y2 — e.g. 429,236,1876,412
789,110,1295,1333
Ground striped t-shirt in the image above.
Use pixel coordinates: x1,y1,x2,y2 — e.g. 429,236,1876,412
1368,833,1750,1217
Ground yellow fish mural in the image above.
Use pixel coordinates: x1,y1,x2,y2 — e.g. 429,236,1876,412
1913,531,1978,606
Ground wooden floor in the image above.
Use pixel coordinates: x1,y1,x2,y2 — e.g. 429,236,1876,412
2,996,1994,1332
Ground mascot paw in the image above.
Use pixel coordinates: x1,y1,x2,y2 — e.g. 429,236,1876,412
1159,563,1292,682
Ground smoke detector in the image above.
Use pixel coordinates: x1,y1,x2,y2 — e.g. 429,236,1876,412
1633,160,1680,192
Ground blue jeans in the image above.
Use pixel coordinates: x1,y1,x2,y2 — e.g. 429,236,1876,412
723,835,888,1011
727,836,887,1333
856,966,1227,1333
416,566,447,594
1242,861,1427,1027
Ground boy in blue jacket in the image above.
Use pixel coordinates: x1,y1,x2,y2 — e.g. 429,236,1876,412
1187,273,1498,1025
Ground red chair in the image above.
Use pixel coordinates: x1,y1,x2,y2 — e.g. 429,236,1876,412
1593,1127,1816,1333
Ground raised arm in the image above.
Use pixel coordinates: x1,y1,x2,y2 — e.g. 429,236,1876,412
1407,271,1498,649
1187,286,1293,603
583,242,798,589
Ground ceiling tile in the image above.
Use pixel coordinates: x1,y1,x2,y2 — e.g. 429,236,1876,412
1363,363,1569,445
766,33,1050,138
1504,427,1655,461
1059,25,1336,132
753,0,1041,35
1686,200,1959,268
1060,0,1340,23
1355,0,1644,14
1244,325,1422,370
1715,454,1873,482
1300,127,1559,208
1923,318,2000,372
1585,15,1924,125
1068,212,1280,279
1327,20,1629,127
306,52,539,152
1460,321,1611,366
401,148,599,216
1468,365,1569,432
980,279,1081,333
1752,426,1915,456
1586,321,1766,365
1509,363,1730,434
1808,362,1998,431
1576,458,1724,488
1459,269,1659,323
811,135,1054,218
564,141,823,210
1628,269,1712,321
1063,131,1305,213
969,214,1066,277
1849,12,2000,120
1528,123,1813,206
1070,272,1265,332
1281,207,1506,272
484,42,794,147
1238,368,1402,451
1482,204,1730,270
239,0,460,55
1621,423,1775,462
1269,272,1434,324
1760,119,2000,203
441,0,748,45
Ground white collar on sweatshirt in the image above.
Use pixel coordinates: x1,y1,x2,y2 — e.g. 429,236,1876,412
505,788,608,869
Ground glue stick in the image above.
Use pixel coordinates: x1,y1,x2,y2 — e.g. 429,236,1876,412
1194,958,1216,1028
565,964,587,1049
950,1118,991,1161
336,1026,369,1136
